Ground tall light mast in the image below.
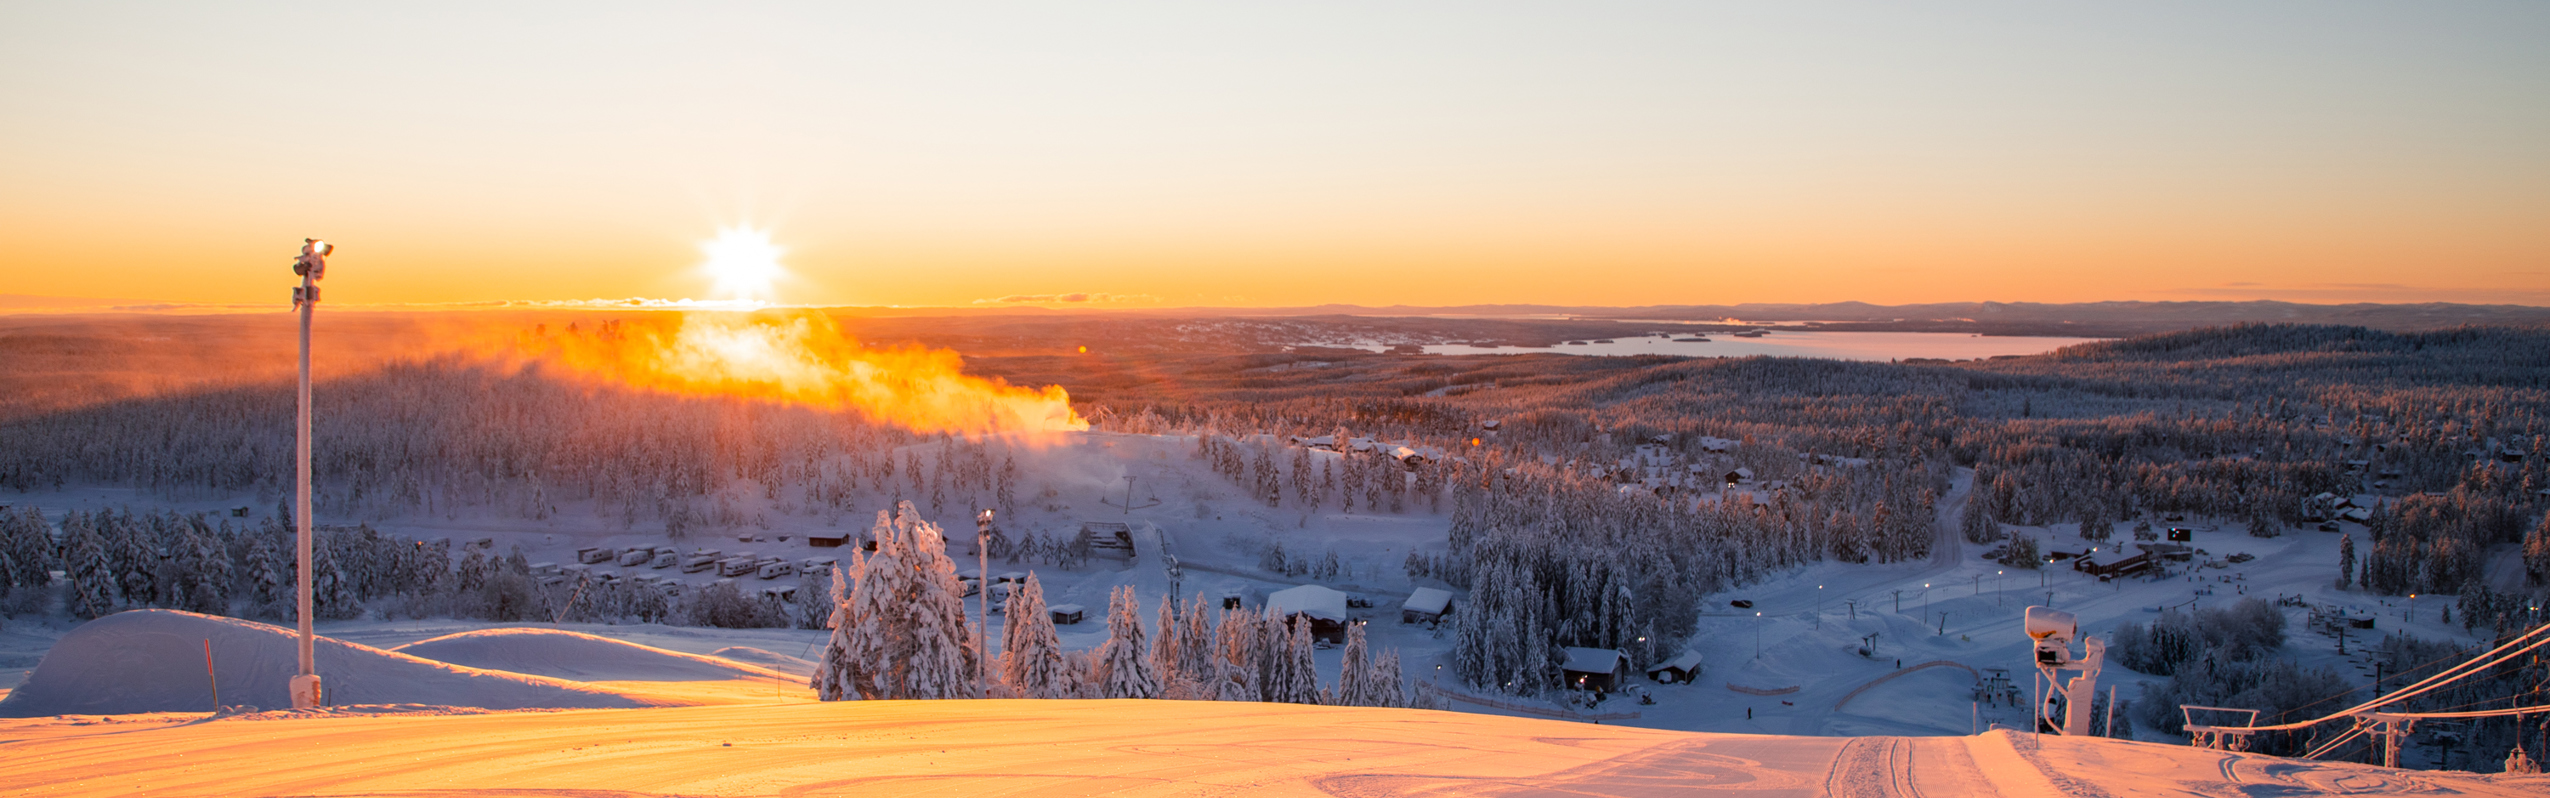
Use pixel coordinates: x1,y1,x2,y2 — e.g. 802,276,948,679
289,238,331,710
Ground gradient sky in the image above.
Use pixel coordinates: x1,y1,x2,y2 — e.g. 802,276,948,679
3,2,2545,308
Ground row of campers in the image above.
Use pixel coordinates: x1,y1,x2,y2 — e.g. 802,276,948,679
572,545,834,581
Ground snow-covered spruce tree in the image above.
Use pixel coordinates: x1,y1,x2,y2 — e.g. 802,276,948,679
1148,593,1195,697
816,503,980,701
172,515,232,615
60,512,117,619
1366,649,1407,709
1,506,58,592
1176,594,1215,689
999,571,1072,699
2337,534,2356,590
812,548,864,699
1276,616,1321,704
1326,621,1372,707
1090,586,1160,699
1212,606,1262,702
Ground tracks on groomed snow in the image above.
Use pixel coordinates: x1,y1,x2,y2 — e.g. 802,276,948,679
1827,736,1921,798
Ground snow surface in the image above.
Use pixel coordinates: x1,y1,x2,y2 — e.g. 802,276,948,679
2,698,2541,797
0,610,672,717
391,627,797,682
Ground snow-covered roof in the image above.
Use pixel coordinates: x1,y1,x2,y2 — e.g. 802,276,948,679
1402,587,1452,615
1646,650,1704,674
1560,647,1624,674
1266,585,1349,623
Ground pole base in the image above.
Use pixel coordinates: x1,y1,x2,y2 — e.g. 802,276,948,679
290,674,323,709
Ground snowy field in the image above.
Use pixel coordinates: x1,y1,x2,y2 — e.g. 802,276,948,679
4,695,2545,797
1,432,2485,740
0,430,2534,794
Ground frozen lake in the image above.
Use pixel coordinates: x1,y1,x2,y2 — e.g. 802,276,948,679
1415,330,2104,361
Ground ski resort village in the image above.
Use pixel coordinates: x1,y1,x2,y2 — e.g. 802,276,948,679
2,305,2549,796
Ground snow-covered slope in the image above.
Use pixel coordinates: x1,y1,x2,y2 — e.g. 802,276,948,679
0,698,2540,797
392,627,796,682
0,610,672,717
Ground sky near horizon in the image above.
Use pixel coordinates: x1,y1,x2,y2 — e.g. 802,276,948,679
2,2,2545,309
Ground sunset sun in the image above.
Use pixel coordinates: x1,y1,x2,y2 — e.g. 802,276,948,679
699,227,785,303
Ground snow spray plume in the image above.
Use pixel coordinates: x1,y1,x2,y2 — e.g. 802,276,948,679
520,310,1086,438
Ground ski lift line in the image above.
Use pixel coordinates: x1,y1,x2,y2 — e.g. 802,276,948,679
2361,705,2550,720
2338,626,2550,718
2202,621,2550,734
2273,641,2492,721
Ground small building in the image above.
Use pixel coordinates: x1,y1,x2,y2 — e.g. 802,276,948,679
1401,587,1453,624
1077,521,1135,559
1645,650,1705,684
1723,467,1753,486
806,532,849,548
1049,604,1086,625
1266,584,1350,644
2077,552,2154,579
1562,647,1628,693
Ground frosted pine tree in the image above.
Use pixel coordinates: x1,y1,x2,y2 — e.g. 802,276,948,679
1148,594,1188,694
61,512,117,619
1366,649,1407,708
1177,594,1215,688
0,507,57,590
1090,586,1160,699
815,503,977,701
812,546,867,699
174,516,232,615
896,506,980,699
1212,607,1261,702
1277,616,1321,704
1327,621,1372,706
998,572,1072,699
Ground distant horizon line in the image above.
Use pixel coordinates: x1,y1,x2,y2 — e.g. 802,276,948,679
8,294,2550,316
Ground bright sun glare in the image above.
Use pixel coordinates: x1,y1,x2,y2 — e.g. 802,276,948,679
700,228,785,303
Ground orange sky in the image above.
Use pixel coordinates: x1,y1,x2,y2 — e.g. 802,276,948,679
3,3,2545,309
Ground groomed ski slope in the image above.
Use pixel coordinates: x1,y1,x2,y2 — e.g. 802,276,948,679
3,698,2543,797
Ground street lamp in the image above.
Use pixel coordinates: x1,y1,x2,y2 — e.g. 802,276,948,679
1997,570,2005,607
288,238,330,710
1923,583,1932,624
976,509,994,678
1754,611,1763,658
1815,585,1823,629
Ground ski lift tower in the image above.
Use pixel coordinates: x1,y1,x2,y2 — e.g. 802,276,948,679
288,239,331,710
2024,606,2104,735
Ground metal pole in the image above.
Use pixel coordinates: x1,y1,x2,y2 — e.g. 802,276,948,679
293,258,317,709
977,509,993,684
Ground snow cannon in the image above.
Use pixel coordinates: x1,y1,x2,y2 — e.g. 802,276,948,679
2025,606,2077,667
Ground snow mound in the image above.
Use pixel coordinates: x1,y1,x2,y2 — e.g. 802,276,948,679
0,610,667,717
393,628,796,682
708,646,816,678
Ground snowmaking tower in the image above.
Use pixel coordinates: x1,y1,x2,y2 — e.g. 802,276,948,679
2024,606,2104,735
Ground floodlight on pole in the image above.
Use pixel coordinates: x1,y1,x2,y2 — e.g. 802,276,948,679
976,509,994,680
289,238,330,710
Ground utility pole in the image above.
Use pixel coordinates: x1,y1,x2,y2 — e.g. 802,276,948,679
288,238,330,710
976,509,993,682
1893,589,1903,614
1123,476,1136,517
